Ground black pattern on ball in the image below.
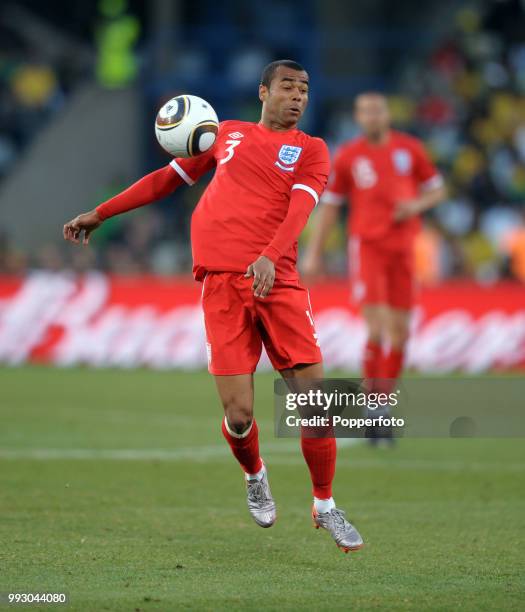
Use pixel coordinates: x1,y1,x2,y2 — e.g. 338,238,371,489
187,121,219,156
156,96,189,131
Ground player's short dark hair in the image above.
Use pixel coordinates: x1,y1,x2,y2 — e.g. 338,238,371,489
354,91,387,108
260,60,307,88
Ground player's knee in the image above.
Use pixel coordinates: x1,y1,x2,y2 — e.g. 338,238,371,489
367,329,382,345
390,325,409,350
225,413,253,435
366,319,383,344
364,315,383,343
222,399,253,434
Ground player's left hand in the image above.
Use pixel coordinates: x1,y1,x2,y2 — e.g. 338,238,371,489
245,256,275,298
393,200,421,222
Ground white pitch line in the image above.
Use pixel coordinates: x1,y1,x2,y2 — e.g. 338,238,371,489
0,441,304,462
0,443,523,472
0,447,231,461
0,440,360,461
270,456,525,472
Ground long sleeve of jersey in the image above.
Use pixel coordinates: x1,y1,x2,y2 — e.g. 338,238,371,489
95,165,185,220
261,137,329,263
261,188,315,263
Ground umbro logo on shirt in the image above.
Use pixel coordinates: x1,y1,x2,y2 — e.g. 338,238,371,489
228,132,244,139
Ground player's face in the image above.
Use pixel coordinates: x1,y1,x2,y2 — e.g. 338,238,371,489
354,95,390,139
259,67,309,128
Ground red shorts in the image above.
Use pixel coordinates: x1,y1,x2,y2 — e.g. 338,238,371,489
201,272,322,375
349,238,414,310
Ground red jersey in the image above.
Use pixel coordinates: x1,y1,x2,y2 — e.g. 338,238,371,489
323,130,442,249
170,120,330,281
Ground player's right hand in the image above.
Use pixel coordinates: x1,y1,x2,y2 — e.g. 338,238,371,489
245,256,275,298
63,210,103,245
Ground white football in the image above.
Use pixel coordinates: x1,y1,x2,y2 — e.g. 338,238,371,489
154,95,219,158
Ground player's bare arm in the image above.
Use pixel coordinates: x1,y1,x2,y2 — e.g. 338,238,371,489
393,183,446,222
302,202,340,281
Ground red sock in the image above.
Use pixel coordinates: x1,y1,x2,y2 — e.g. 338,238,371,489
382,348,404,380
300,436,336,499
221,418,263,475
379,348,405,393
363,340,382,379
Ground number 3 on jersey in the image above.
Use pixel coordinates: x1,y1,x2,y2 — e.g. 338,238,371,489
219,140,241,165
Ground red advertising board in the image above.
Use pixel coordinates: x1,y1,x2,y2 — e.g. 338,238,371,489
0,273,524,372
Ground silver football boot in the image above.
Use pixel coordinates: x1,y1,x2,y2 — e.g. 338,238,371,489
312,506,364,553
246,465,276,528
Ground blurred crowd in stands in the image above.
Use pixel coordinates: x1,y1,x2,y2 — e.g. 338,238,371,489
1,0,524,284
0,29,63,181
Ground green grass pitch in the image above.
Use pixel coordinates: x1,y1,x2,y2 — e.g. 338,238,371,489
1,366,524,611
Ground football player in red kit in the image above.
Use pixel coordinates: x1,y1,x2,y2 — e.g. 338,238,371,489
63,60,363,553
304,93,445,390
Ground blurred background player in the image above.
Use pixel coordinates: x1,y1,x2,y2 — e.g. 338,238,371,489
303,93,446,387
63,60,363,554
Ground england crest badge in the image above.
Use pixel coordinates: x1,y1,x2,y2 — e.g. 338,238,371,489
392,149,412,175
278,145,302,166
